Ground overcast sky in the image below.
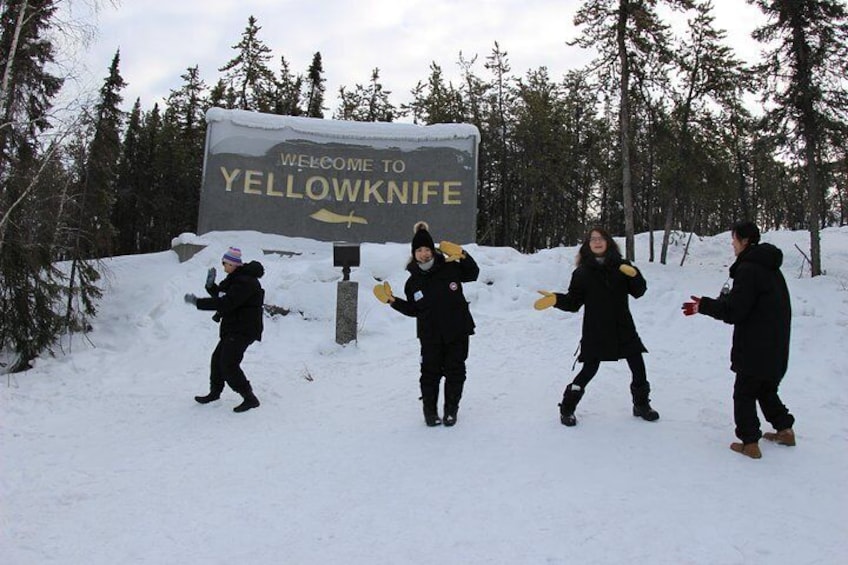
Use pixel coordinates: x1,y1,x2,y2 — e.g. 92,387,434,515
63,0,767,116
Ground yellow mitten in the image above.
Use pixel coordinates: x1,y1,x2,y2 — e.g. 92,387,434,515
619,264,638,277
439,240,464,262
373,281,394,303
534,290,557,311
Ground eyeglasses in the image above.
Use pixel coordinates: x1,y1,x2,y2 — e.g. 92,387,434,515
589,236,605,243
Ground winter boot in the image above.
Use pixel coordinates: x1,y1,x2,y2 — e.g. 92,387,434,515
559,384,584,427
424,411,442,427
730,442,762,459
443,405,458,427
763,428,796,446
421,382,441,427
233,389,260,413
194,393,221,404
422,398,441,426
630,383,660,421
443,378,464,428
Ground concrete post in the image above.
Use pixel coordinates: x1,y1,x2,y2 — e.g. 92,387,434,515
335,280,358,345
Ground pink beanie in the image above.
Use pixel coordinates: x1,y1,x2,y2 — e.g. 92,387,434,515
222,247,243,265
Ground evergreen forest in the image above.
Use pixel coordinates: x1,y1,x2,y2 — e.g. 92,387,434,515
1,0,847,371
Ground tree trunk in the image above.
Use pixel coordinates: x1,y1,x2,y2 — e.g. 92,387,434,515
0,0,28,123
789,6,823,276
806,139,822,276
618,0,635,260
660,201,674,265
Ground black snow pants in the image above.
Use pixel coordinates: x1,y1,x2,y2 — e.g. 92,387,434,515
419,336,469,417
209,334,255,396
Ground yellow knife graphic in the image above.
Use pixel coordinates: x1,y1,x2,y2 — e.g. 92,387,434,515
310,208,368,228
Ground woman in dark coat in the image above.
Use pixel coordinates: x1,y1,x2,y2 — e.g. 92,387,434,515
536,227,658,426
683,221,795,459
185,246,265,413
374,222,479,427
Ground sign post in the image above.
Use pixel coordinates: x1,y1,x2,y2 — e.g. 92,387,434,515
333,243,360,345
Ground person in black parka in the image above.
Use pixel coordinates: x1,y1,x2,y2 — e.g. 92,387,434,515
683,221,795,459
185,246,265,413
373,222,479,427
535,227,659,426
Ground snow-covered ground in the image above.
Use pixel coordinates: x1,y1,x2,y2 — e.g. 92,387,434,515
3,227,847,564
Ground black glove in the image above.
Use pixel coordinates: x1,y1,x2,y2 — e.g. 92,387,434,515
205,267,216,290
184,293,197,305
212,312,222,323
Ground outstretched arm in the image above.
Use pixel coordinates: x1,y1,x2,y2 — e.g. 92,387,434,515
698,267,757,324
553,270,586,313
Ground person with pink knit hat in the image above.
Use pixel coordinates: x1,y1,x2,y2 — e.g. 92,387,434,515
184,246,265,413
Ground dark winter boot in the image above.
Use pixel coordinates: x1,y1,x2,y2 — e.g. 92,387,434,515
443,405,458,427
559,384,584,427
195,380,224,404
233,389,260,413
422,398,441,426
443,378,463,428
194,393,221,404
631,383,659,421
421,381,441,427
424,412,443,427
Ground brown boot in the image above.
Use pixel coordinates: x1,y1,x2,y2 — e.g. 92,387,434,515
763,428,796,446
730,442,762,459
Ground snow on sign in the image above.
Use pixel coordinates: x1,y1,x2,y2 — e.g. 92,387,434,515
198,108,479,244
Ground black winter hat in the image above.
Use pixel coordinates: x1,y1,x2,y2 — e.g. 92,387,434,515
411,221,435,254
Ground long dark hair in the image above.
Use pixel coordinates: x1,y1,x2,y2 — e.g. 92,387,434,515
577,227,621,265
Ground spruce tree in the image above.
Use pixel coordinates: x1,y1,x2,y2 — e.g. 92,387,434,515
77,50,126,259
482,43,516,246
165,66,207,235
209,78,236,109
114,98,143,254
404,63,466,125
0,0,66,371
305,52,326,118
334,68,398,122
456,52,495,245
274,56,303,116
219,15,277,112
136,104,163,252
511,67,571,252
61,51,126,341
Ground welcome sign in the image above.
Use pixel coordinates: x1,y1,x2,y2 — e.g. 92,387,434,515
198,108,479,244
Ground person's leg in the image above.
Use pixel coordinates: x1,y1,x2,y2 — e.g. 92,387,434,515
628,353,659,421
560,359,599,426
571,359,601,389
195,340,226,403
730,372,763,458
733,373,763,443
420,340,444,426
442,336,469,426
220,335,260,412
759,378,796,445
